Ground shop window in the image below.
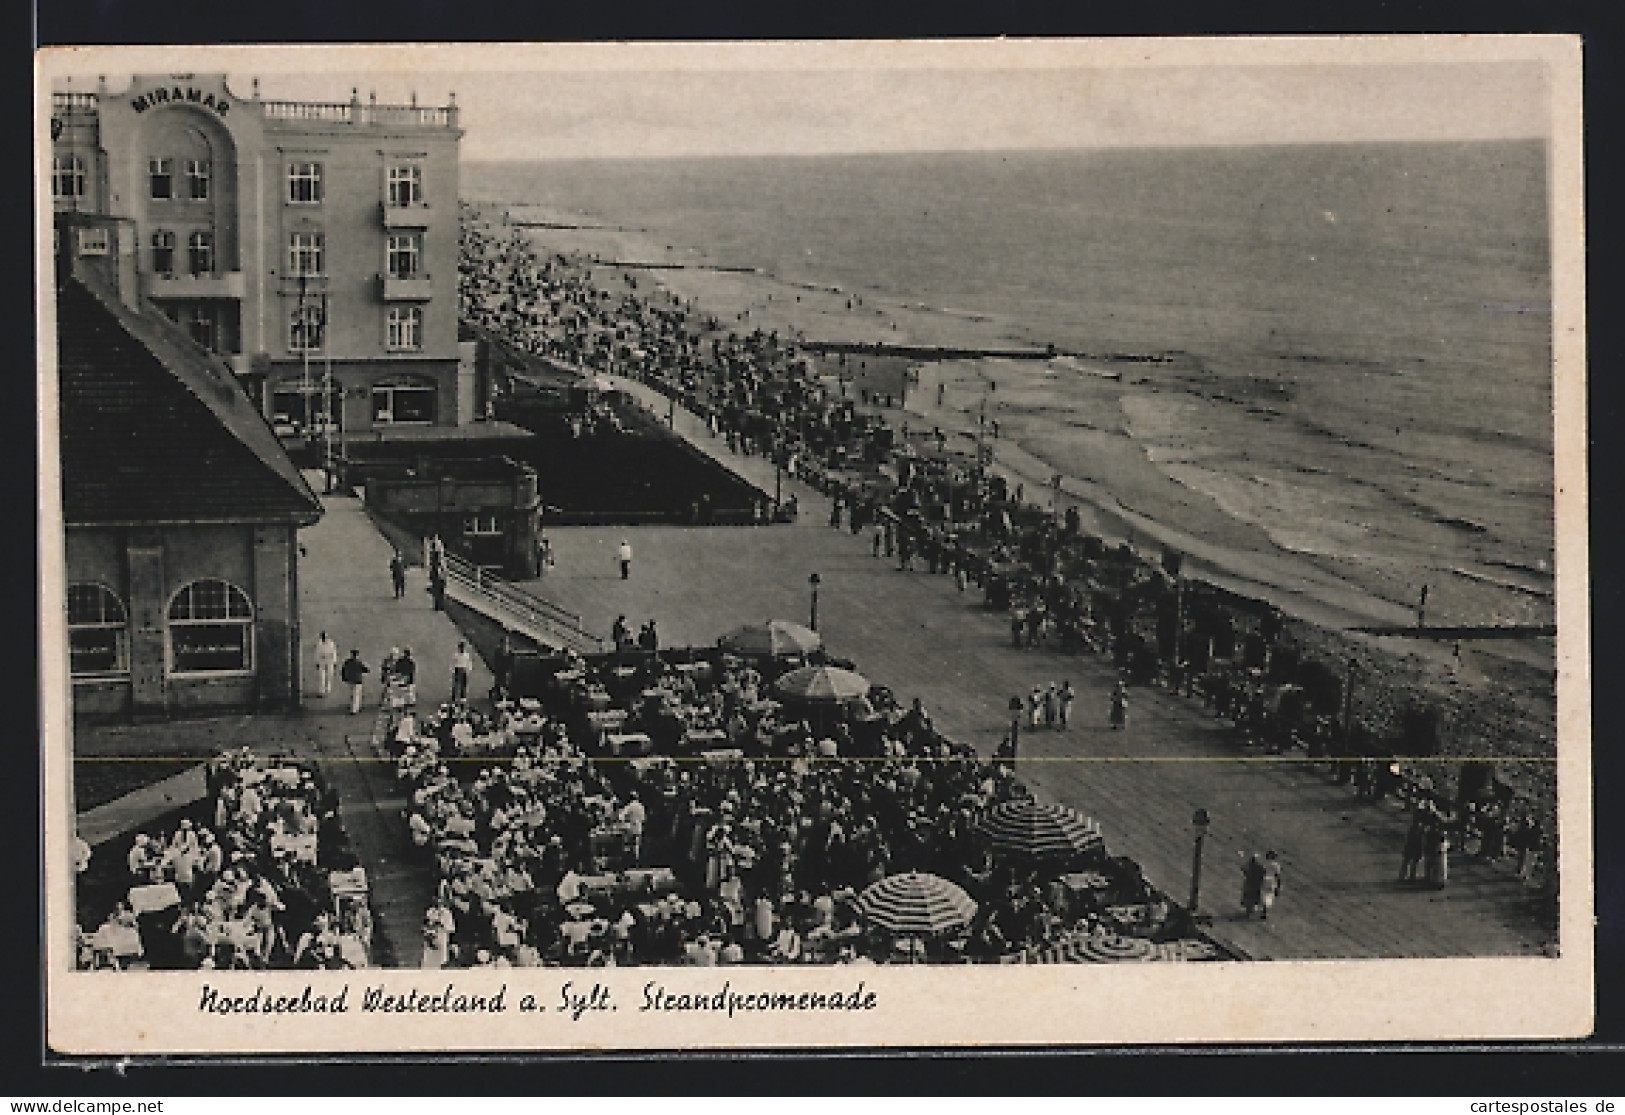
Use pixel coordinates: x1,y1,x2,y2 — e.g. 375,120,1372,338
386,233,422,279
371,381,436,425
288,231,326,277
185,159,211,200
67,582,128,677
52,155,86,199
386,306,423,351
168,579,254,675
287,161,324,205
187,230,214,276
151,230,176,276
149,157,174,200
387,164,424,207
271,382,341,433
288,303,325,353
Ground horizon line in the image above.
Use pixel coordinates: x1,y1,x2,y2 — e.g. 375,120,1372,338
461,136,1548,164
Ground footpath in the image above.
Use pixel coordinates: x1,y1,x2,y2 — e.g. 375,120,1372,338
535,376,1557,961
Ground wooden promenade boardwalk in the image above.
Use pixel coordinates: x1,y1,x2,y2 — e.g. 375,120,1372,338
521,377,1556,961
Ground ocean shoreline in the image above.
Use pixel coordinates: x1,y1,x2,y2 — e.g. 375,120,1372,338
463,193,1556,800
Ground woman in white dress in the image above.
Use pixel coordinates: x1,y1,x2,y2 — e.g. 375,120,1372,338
420,902,455,969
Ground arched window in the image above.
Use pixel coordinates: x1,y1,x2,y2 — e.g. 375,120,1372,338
167,579,254,675
66,583,128,677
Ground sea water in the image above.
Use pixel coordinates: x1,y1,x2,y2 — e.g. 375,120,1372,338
464,143,1554,630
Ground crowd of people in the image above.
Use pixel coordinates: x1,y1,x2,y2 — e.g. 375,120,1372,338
457,203,1558,922
76,751,371,971
378,632,1218,968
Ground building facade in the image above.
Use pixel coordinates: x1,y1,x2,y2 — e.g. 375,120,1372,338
50,73,474,441
54,220,323,720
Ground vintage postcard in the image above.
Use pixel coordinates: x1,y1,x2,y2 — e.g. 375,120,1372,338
37,36,1589,1054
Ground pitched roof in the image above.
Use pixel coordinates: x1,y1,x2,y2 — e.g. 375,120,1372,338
54,273,322,526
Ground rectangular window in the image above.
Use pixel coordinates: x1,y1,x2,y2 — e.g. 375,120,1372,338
187,230,214,275
287,231,326,277
52,156,86,198
372,383,435,424
170,623,252,674
151,231,176,275
76,228,109,256
387,164,423,207
70,627,128,676
287,161,324,204
386,233,422,279
463,514,502,537
185,159,211,200
386,306,423,351
288,305,324,353
149,157,173,200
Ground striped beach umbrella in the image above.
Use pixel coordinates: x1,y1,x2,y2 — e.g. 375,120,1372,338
1150,939,1221,962
719,620,823,659
773,664,870,703
856,872,978,936
976,798,1107,863
1029,930,1158,964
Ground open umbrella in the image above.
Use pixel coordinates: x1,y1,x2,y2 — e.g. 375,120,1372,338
856,871,977,936
1029,930,1158,964
976,798,1106,863
1150,939,1221,962
773,664,870,703
718,620,822,659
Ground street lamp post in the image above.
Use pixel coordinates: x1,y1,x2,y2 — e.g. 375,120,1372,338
808,572,822,632
1188,808,1211,919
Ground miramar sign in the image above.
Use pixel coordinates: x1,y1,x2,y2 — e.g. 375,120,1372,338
130,84,232,117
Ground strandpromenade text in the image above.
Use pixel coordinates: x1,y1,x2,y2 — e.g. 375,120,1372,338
198,980,878,1021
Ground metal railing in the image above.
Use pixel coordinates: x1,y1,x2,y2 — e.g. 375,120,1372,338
260,100,458,128
441,552,604,654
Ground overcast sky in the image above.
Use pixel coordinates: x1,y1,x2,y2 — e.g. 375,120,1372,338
50,41,1557,161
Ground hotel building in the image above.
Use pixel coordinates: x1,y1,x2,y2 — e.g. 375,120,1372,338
50,73,478,438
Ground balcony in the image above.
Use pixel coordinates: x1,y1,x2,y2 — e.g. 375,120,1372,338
142,270,246,300
381,202,432,228
378,274,433,301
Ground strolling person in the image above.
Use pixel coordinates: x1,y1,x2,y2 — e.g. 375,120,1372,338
1424,823,1450,890
313,631,338,697
1057,681,1075,729
389,551,407,599
429,565,447,611
450,641,473,703
1400,811,1428,883
1259,851,1283,918
394,647,418,707
1241,854,1265,918
617,539,634,580
1109,680,1129,730
340,650,369,715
